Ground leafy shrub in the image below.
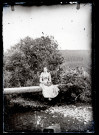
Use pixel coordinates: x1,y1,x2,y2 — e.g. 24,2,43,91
59,67,91,103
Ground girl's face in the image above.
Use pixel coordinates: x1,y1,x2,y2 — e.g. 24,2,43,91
44,67,47,72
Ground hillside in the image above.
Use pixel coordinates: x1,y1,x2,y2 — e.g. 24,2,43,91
59,50,91,72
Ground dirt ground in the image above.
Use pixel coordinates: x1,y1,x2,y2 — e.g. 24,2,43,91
4,97,94,133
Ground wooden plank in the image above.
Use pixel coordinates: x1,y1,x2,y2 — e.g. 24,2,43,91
4,86,42,94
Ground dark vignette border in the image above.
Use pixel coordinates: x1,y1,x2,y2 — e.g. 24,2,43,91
1,0,96,135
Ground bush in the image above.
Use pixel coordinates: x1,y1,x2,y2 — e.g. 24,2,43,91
59,67,91,103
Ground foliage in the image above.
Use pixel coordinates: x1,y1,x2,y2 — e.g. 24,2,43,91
4,36,64,87
3,36,92,104
59,67,91,103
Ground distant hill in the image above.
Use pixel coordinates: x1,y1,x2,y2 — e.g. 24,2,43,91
59,50,91,72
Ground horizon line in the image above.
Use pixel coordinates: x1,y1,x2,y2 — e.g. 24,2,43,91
59,49,91,51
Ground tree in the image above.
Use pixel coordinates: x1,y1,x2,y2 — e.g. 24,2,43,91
4,36,64,87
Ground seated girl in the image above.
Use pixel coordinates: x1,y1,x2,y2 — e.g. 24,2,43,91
40,67,59,101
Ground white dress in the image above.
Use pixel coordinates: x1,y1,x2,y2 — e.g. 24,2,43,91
40,72,59,98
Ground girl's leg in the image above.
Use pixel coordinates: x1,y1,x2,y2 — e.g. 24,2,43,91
48,98,52,101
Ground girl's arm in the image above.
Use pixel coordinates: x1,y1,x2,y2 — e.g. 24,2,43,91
48,72,51,82
40,73,43,83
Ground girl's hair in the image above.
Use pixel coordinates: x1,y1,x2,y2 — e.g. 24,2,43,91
44,66,47,69
43,66,50,72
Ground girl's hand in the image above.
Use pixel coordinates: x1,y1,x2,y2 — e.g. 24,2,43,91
41,82,47,85
48,81,51,84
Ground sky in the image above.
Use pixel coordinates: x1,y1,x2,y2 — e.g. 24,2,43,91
3,3,92,52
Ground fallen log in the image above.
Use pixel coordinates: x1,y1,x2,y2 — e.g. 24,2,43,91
3,84,68,95
4,86,42,94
